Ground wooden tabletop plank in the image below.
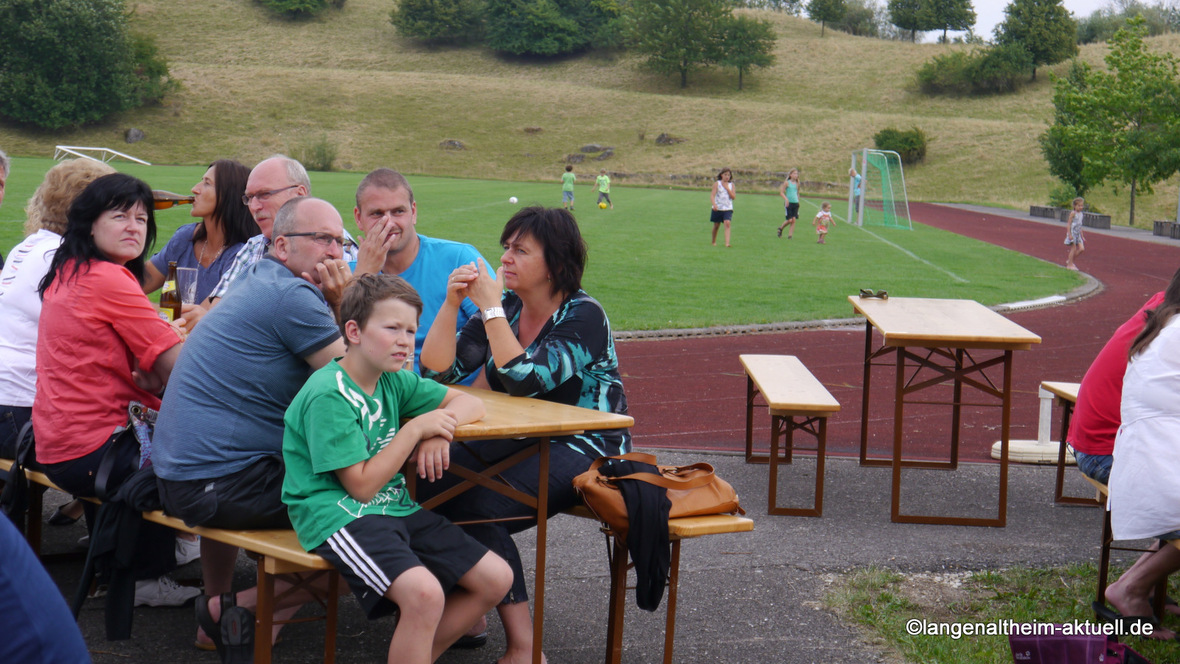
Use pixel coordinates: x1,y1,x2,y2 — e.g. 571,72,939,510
452,385,634,441
1041,381,1081,403
739,355,841,415
848,296,1041,349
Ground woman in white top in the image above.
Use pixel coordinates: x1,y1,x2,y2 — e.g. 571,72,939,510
710,167,735,248
1103,268,1180,639
0,158,114,459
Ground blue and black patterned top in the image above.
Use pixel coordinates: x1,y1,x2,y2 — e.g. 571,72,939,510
424,289,631,459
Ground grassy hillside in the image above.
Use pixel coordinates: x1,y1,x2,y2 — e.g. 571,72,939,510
0,0,1177,224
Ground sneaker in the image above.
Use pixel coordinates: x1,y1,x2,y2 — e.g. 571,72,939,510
176,536,201,566
776,227,782,238
135,576,202,607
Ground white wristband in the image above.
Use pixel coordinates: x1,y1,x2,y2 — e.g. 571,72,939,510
481,306,506,323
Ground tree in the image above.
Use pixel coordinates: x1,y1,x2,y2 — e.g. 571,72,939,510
625,0,733,88
390,0,485,43
0,0,173,129
834,0,880,36
1040,61,1092,198
1042,18,1180,225
888,0,936,42
807,0,846,36
717,15,777,89
995,0,1077,80
926,0,975,43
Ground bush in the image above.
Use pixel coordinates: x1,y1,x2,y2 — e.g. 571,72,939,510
392,0,484,43
485,0,618,56
0,0,173,129
873,127,927,165
916,44,1032,95
257,0,335,18
294,134,339,172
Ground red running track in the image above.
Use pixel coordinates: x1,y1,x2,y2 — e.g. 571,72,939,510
616,202,1179,461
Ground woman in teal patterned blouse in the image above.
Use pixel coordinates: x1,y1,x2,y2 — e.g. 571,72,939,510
421,205,630,664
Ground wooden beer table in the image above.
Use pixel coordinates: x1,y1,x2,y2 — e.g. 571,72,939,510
849,296,1041,526
409,386,634,664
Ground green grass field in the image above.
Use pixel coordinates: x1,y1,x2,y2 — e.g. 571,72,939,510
1,157,1082,330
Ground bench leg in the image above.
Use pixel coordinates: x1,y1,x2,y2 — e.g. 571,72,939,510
256,566,275,664
768,415,825,517
663,540,681,664
604,536,628,664
325,572,338,664
1054,403,1100,506
745,376,768,464
1097,509,1112,607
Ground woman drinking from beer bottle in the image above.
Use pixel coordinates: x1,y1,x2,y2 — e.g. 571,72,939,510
141,159,257,304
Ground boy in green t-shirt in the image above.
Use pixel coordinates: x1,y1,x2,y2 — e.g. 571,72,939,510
560,164,576,210
282,274,511,664
594,168,612,209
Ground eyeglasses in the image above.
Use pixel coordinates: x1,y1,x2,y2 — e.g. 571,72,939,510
282,232,346,248
242,184,299,206
859,288,888,300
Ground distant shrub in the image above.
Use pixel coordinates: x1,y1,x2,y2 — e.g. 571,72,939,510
295,134,339,172
257,0,339,18
916,44,1032,95
485,0,618,57
873,127,927,165
1048,183,1078,209
392,0,484,43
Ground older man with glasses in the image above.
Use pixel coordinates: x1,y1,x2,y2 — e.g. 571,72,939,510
153,196,351,654
190,155,358,318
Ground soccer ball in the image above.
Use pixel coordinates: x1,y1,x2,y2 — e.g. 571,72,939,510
509,196,518,204
598,202,608,209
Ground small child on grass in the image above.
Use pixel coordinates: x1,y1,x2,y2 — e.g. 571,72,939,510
561,165,576,210
1065,196,1085,271
282,274,512,664
594,168,613,209
814,202,834,244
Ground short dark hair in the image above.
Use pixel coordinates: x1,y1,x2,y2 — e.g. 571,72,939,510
339,273,423,346
565,165,573,172
39,173,157,297
201,159,258,246
500,206,586,297
355,168,414,209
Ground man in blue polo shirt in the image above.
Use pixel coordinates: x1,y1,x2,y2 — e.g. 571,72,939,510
351,169,486,377
153,196,350,651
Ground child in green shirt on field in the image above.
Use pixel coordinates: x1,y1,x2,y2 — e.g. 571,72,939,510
561,165,576,210
282,274,511,664
594,168,613,209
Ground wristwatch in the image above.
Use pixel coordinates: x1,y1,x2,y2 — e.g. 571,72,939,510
481,306,506,323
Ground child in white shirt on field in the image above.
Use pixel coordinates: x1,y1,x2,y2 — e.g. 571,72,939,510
813,202,834,244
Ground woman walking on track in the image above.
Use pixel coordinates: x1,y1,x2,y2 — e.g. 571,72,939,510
1065,196,1085,271
777,168,800,239
711,168,735,247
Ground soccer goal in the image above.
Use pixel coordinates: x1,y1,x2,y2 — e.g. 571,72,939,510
849,149,911,230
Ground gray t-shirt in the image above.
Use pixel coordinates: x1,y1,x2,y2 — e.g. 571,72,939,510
152,256,341,481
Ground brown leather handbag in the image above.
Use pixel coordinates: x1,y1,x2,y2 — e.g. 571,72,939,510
572,452,745,539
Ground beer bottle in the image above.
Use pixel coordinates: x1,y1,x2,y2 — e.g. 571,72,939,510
152,190,196,210
159,261,182,322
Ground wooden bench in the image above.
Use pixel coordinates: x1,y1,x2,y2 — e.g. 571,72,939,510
1041,381,1100,506
1082,476,1167,619
0,458,338,664
566,505,754,664
740,354,840,516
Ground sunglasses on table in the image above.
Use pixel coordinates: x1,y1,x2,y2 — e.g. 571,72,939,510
858,289,888,300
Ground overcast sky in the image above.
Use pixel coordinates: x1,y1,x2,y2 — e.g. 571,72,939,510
955,0,1114,41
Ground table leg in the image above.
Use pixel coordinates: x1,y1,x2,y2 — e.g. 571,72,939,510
532,438,550,664
859,320,873,465
997,350,1011,527
950,348,963,469
255,564,274,664
890,343,906,522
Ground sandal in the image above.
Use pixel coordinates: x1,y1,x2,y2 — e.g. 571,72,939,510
221,603,255,664
195,593,233,659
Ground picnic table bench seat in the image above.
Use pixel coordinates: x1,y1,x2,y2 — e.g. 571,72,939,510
740,354,840,516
